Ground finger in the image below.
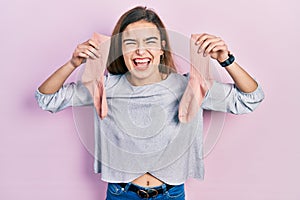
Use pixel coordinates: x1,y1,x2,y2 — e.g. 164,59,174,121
78,44,100,58
85,49,97,59
204,40,225,55
194,33,209,44
198,37,222,54
211,44,228,53
73,47,87,58
77,46,98,59
88,39,100,50
195,33,215,47
197,36,217,53
78,52,89,59
87,46,100,58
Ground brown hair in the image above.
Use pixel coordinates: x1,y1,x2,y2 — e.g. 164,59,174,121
107,6,176,74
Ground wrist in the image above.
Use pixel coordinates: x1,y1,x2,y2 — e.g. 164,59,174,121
218,53,235,67
68,60,79,69
217,54,230,63
64,61,78,73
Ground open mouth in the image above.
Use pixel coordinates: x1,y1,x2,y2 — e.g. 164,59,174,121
132,58,151,71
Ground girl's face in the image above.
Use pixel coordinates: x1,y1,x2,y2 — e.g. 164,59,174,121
122,20,165,86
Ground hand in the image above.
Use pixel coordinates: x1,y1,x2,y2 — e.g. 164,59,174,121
70,39,101,68
81,33,111,119
195,33,229,62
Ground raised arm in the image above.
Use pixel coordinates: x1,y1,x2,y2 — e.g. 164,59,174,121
178,33,263,123
195,33,257,93
38,39,100,94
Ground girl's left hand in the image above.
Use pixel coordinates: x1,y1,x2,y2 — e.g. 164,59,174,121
194,33,230,62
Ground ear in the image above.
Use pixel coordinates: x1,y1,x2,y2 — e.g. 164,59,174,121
160,40,166,55
161,40,166,49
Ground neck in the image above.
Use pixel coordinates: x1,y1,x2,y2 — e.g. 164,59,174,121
125,72,164,86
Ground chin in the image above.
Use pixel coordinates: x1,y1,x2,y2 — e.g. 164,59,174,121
131,68,154,79
128,64,161,85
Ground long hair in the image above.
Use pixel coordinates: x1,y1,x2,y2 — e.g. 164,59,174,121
107,6,176,74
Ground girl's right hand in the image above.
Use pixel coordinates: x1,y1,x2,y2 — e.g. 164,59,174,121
70,39,101,68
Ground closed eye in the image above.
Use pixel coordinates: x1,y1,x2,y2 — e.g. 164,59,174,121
124,42,137,45
145,37,159,44
146,40,157,44
123,39,137,45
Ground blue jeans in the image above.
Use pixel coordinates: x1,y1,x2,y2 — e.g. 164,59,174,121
106,182,185,200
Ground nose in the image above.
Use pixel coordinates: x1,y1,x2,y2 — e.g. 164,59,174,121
136,43,146,55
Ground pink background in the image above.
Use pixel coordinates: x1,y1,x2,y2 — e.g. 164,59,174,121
1,0,299,199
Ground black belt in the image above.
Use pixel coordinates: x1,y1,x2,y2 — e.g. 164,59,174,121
118,183,174,198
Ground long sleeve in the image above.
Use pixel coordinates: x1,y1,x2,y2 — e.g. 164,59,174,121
35,81,93,113
201,81,265,114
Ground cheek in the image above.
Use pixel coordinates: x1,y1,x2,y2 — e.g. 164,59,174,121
151,51,163,63
122,54,133,69
122,46,130,63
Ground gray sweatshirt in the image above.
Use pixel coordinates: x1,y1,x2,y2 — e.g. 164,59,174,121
35,72,264,185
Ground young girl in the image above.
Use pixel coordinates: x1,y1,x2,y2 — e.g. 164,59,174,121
35,6,264,200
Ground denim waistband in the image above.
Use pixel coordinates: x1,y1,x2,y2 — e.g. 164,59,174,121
116,182,175,198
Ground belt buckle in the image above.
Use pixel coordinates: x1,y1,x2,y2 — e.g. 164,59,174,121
137,188,158,199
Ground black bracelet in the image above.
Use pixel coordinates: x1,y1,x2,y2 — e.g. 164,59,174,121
218,54,235,67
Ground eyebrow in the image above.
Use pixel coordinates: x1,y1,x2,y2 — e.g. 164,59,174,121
145,37,159,41
123,39,136,43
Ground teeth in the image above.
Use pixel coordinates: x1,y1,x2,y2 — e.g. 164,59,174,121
134,58,150,63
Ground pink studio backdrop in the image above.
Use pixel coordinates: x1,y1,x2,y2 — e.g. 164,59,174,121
1,0,299,199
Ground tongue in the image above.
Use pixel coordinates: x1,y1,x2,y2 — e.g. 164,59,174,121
137,62,148,66
135,62,149,70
